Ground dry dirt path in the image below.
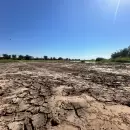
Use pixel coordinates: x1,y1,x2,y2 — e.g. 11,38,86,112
0,62,130,130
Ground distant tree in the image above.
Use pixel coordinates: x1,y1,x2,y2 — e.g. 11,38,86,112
2,54,11,59
0,57,3,60
53,57,56,60
111,52,120,59
81,60,85,63
96,57,105,62
24,55,33,60
8,55,11,59
58,57,63,60
34,57,39,60
120,48,128,57
111,46,130,59
18,55,24,60
3,54,8,59
128,46,130,57
12,54,17,60
44,56,48,60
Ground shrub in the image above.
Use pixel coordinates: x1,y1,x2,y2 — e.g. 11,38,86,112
96,57,105,62
81,60,85,63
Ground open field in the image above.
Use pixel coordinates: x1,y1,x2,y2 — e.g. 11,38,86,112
1,62,130,130
0,60,68,63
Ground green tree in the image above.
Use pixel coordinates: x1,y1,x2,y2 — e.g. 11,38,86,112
18,55,24,60
8,55,11,59
44,56,48,60
2,54,11,59
96,57,105,62
111,46,130,59
53,57,56,60
58,57,63,60
24,55,33,60
12,54,17,60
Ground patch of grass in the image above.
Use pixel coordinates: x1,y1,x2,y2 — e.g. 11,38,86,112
0,59,19,63
0,59,69,63
95,57,130,64
21,60,68,63
111,57,130,63
85,59,95,62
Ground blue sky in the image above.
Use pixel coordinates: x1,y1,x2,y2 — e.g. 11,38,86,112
0,0,130,59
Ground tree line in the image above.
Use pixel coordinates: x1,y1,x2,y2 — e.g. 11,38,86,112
0,54,80,61
95,45,130,62
111,46,130,59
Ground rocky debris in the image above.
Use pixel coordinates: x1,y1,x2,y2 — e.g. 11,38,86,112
24,117,34,130
8,122,24,130
32,113,47,128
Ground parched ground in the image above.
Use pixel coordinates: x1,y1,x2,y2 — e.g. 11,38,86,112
1,62,130,130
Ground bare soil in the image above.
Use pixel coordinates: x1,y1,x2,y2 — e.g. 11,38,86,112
1,62,130,130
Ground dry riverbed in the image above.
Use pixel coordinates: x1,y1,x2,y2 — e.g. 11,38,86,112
0,62,130,130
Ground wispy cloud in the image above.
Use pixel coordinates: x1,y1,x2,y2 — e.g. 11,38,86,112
113,0,121,24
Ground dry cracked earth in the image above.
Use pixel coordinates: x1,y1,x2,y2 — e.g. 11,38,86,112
1,62,130,130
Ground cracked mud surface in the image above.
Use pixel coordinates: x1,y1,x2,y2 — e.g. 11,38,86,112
1,62,130,130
